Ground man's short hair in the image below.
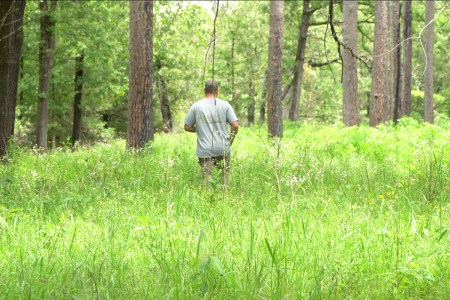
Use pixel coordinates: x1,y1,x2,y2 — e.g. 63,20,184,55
204,79,218,94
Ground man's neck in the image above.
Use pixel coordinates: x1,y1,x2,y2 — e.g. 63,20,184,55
205,93,217,99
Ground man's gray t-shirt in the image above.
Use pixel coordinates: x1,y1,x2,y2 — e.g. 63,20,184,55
184,98,238,158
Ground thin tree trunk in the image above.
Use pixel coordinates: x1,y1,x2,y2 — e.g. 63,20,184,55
393,3,403,123
342,0,360,126
0,1,26,158
37,0,57,151
289,0,313,121
259,69,268,123
248,80,255,125
389,0,401,122
267,0,284,138
72,52,84,149
19,56,24,106
393,42,402,123
369,1,389,127
50,79,57,149
231,36,236,110
424,0,434,124
401,0,413,117
127,0,154,149
158,76,173,132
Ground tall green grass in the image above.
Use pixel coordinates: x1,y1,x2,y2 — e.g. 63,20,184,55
1,120,449,299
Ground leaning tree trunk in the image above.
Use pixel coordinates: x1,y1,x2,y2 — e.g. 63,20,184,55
401,0,413,117
72,52,84,149
0,1,26,158
369,1,389,127
289,0,313,121
37,0,57,151
127,0,154,149
267,0,284,138
342,0,360,126
424,0,435,124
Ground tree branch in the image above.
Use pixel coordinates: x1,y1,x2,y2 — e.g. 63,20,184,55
281,83,291,102
328,0,371,70
309,20,329,27
308,58,340,67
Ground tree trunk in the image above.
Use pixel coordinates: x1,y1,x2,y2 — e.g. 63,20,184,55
392,2,403,123
127,0,154,149
342,0,360,126
72,52,84,149
424,0,434,124
289,0,313,121
267,0,284,138
401,0,413,117
158,76,173,132
231,35,236,110
259,70,268,123
248,80,255,125
19,56,24,106
37,0,57,151
389,0,401,122
0,1,26,158
369,1,389,127
259,100,266,123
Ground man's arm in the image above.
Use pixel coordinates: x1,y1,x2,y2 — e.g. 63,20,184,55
229,120,239,145
184,124,196,132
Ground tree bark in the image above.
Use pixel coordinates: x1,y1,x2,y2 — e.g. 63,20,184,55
342,0,360,126
424,0,434,124
369,1,389,127
37,0,57,151
289,0,313,121
19,56,24,106
72,52,84,149
127,0,154,149
0,1,26,158
389,0,401,122
401,0,413,117
259,70,268,123
158,76,173,132
248,80,255,125
267,0,284,138
231,35,236,110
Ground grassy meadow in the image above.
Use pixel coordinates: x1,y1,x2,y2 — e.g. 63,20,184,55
1,120,450,299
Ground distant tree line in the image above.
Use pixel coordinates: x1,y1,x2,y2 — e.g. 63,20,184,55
1,0,447,157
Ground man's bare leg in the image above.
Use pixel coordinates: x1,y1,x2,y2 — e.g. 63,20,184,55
199,158,214,188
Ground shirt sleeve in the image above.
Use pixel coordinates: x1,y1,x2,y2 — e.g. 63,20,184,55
184,104,196,127
226,103,238,124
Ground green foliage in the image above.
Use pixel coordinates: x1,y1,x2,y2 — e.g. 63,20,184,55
212,1,269,120
1,122,449,298
412,89,447,117
19,1,130,144
153,1,211,130
15,1,450,146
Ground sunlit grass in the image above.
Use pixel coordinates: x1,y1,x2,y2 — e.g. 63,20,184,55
1,120,449,299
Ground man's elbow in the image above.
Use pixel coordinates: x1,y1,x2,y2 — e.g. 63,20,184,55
184,124,195,132
231,121,239,132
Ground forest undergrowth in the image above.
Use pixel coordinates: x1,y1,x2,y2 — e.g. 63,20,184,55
1,119,449,299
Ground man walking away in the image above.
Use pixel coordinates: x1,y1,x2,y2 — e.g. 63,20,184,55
184,80,239,189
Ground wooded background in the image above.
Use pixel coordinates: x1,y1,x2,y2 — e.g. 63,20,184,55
1,0,449,156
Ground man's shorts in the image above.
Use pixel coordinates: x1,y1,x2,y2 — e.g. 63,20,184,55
198,155,230,171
